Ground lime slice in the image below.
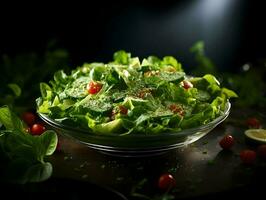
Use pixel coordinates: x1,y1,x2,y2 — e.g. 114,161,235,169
244,129,266,143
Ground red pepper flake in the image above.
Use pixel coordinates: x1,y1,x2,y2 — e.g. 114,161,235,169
169,104,185,116
118,105,128,115
110,105,128,120
181,80,193,90
137,88,152,99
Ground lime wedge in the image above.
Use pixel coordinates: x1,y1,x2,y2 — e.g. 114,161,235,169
244,129,266,143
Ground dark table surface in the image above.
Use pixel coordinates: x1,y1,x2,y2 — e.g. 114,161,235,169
3,108,266,200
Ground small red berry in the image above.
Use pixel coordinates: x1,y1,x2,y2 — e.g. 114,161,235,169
219,135,234,150
87,81,102,94
21,112,36,126
257,145,266,160
158,173,176,191
31,123,46,135
240,150,256,164
246,117,261,129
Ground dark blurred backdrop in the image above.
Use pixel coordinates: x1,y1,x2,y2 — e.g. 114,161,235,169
0,0,265,71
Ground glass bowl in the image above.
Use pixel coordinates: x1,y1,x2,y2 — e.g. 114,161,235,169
39,101,231,155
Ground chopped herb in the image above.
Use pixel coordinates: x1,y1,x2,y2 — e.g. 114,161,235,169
74,168,81,171
168,167,177,173
137,166,144,170
82,174,88,179
202,150,208,154
207,160,215,165
116,177,124,181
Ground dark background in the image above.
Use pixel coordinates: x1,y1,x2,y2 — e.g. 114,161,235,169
0,0,265,71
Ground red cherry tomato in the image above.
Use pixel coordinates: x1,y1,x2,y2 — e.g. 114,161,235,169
240,150,256,164
182,80,193,90
257,145,266,160
158,173,176,191
246,117,261,129
219,135,234,150
21,112,36,126
31,123,46,135
87,81,102,94
118,105,128,115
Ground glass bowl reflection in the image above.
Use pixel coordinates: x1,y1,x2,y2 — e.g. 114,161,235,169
39,101,231,155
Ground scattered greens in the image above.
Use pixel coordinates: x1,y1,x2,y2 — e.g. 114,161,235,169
37,50,237,135
0,106,58,183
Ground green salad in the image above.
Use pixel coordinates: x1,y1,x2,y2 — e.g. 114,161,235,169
37,51,237,135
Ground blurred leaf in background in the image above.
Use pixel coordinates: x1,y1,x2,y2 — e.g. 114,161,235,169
222,63,266,108
0,41,69,111
0,83,22,109
190,41,266,109
190,41,218,76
